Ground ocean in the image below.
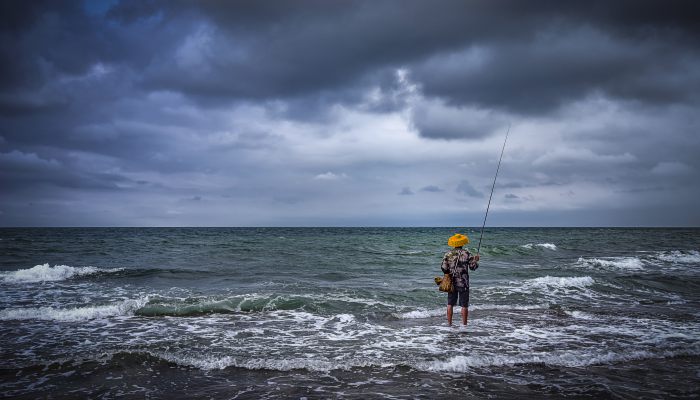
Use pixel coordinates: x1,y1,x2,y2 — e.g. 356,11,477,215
1,227,698,399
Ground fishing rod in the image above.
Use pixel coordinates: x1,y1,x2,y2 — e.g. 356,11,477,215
476,123,510,255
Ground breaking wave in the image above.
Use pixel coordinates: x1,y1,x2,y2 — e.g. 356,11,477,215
150,351,385,372
69,344,700,373
0,292,399,319
654,250,700,264
135,294,305,317
520,243,558,250
524,275,594,289
576,257,644,270
1,263,123,283
0,297,149,322
415,347,700,372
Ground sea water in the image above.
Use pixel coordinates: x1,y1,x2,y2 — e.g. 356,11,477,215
1,227,698,398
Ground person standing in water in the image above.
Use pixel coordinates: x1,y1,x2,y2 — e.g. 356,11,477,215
441,233,479,326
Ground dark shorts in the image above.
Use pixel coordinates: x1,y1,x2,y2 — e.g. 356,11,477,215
447,288,469,307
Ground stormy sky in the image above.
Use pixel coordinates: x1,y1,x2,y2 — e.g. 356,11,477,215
1,0,699,227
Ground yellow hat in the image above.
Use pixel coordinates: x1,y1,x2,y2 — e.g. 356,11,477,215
448,233,469,247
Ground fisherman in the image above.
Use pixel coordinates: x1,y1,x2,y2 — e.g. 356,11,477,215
441,233,479,326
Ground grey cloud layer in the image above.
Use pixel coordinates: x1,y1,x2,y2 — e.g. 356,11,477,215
1,0,699,226
6,1,699,110
130,0,700,112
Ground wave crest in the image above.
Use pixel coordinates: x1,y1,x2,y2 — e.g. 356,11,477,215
524,275,594,289
415,347,700,372
654,250,700,264
520,243,558,250
0,297,148,322
576,257,644,270
1,263,123,283
73,345,700,373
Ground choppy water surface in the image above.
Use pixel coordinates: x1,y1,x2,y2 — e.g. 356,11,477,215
1,228,699,398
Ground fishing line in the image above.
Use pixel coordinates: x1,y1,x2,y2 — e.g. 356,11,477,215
476,123,510,255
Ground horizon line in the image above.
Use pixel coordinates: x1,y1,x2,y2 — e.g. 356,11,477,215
1,226,698,229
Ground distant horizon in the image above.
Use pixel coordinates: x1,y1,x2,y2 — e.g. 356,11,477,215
2,225,698,229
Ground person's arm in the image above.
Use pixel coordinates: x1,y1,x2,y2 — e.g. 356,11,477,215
441,254,450,273
468,253,480,271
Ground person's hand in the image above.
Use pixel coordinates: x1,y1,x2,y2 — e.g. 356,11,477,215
474,254,480,262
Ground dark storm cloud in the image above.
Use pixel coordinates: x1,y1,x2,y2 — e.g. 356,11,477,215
4,0,700,113
0,149,132,191
419,1,700,115
410,101,506,140
1,0,699,226
413,30,700,115
111,0,700,113
107,0,472,101
0,1,134,96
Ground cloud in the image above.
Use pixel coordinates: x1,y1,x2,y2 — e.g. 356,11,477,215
651,161,692,175
410,98,507,140
420,185,444,193
1,1,699,226
456,180,484,198
0,150,129,192
3,1,700,114
532,148,637,166
410,5,700,114
313,172,348,180
398,187,414,196
0,150,60,171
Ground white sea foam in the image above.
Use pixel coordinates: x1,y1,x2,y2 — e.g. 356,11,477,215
654,250,700,264
118,344,700,373
1,263,123,283
394,309,443,319
565,310,600,320
394,303,550,319
471,303,551,311
403,250,424,255
576,257,644,270
0,297,148,322
140,351,387,372
416,347,700,372
521,243,558,250
524,276,594,289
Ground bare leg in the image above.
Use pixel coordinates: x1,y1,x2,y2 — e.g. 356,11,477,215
461,307,468,325
447,305,453,326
